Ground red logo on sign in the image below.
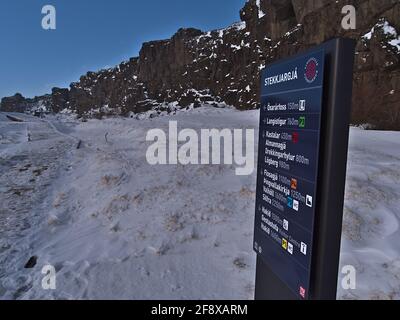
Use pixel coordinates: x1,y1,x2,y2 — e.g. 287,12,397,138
304,58,319,83
299,286,306,299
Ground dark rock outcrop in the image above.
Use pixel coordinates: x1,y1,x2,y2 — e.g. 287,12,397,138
24,256,38,269
51,87,70,113
1,93,52,115
1,0,399,129
1,93,28,113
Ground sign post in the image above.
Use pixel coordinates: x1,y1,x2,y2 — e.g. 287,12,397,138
254,38,356,300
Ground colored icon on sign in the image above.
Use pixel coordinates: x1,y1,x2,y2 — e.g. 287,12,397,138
287,242,294,255
301,242,307,256
299,116,306,128
293,199,299,212
299,100,306,111
299,286,306,299
283,219,289,231
282,238,288,250
306,195,313,208
287,197,293,209
291,178,297,190
292,132,299,144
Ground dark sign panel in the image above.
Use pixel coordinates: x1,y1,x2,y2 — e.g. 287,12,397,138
254,50,325,299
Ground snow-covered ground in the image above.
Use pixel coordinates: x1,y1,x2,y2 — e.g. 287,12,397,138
338,128,400,300
0,107,399,300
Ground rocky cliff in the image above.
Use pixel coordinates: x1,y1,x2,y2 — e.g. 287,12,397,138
1,0,400,129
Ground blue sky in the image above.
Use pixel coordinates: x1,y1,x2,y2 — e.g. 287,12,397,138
0,0,245,98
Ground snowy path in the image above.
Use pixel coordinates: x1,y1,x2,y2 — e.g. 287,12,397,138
0,107,399,300
0,114,75,298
